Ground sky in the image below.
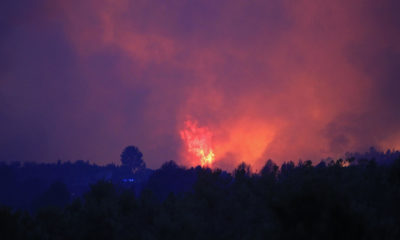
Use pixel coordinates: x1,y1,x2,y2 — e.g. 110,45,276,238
1,0,400,170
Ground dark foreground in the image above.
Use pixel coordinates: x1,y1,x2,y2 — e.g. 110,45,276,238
1,157,400,240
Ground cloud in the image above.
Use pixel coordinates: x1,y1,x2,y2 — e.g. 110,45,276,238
0,0,399,170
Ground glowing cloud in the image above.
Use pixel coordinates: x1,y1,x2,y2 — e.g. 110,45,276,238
1,0,399,169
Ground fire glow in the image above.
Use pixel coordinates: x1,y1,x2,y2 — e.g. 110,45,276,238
180,120,215,167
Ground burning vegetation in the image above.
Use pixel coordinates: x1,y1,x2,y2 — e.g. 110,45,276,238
180,120,215,167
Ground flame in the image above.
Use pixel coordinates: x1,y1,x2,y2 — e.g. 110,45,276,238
180,120,215,167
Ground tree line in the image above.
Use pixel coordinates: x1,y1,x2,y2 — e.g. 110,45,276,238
1,147,400,239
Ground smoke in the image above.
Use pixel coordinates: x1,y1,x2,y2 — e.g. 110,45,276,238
0,0,399,170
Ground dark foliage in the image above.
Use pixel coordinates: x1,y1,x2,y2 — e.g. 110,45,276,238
120,146,146,172
1,154,400,239
0,159,153,211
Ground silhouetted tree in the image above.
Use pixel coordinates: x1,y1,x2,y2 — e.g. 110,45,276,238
120,146,146,172
261,159,278,178
234,162,251,180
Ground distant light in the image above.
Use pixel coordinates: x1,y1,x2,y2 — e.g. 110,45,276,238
122,178,135,183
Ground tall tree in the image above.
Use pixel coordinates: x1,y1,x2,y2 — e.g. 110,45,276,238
120,146,146,172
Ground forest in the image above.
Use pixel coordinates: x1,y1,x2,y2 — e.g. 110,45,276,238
1,147,400,239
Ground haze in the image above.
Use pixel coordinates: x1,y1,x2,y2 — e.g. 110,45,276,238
1,0,399,170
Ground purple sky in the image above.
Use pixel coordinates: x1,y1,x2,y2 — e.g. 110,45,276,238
1,0,400,170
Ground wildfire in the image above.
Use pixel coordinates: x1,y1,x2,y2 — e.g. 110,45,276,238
180,120,215,167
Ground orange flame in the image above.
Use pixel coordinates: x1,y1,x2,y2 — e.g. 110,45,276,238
180,120,215,167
